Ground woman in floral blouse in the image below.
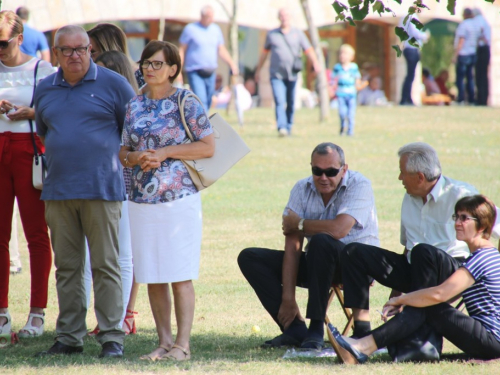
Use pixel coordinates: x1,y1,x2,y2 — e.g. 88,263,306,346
119,40,214,361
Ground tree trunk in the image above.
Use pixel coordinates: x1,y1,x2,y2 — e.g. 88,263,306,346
300,0,329,122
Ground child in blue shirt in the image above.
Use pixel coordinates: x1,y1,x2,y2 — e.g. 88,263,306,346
331,45,364,136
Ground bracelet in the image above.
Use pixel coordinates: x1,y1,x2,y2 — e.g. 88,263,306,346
124,151,132,165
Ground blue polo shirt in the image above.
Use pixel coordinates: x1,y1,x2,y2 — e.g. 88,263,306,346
20,24,49,57
179,22,224,72
34,61,136,201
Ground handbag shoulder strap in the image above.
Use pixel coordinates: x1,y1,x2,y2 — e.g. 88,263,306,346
29,60,42,156
177,89,205,143
280,30,299,59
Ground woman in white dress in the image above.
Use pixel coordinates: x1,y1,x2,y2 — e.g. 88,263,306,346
119,40,214,361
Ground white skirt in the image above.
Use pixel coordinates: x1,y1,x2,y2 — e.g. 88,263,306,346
129,193,202,284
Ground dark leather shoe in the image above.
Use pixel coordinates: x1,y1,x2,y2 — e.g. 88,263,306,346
261,333,302,348
328,323,368,364
35,341,83,356
99,341,124,358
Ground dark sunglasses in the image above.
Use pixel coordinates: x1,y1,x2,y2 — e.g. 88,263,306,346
311,166,343,178
0,36,15,50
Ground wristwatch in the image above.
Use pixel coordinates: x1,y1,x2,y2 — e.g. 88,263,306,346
298,218,305,232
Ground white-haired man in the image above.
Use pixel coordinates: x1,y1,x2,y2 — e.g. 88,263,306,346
340,142,499,338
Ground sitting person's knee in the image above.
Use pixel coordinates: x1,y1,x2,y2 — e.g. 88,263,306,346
410,243,435,262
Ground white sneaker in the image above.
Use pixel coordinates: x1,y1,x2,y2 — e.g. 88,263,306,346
278,128,288,137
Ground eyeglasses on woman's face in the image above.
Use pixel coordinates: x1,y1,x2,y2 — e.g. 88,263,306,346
452,214,477,223
141,60,168,70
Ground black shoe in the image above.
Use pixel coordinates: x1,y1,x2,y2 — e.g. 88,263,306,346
300,337,324,350
35,341,83,356
99,341,124,358
261,333,302,348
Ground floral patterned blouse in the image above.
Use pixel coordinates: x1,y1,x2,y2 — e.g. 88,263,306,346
121,88,213,204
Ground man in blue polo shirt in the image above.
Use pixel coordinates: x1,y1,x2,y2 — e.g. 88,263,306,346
16,7,50,62
179,5,239,110
34,25,135,358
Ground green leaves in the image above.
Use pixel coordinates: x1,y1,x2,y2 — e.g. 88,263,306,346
392,45,403,57
447,0,456,15
332,0,348,14
411,17,424,30
351,0,370,20
395,26,410,42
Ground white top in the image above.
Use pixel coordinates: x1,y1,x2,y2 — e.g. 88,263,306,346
454,18,481,56
473,14,491,47
400,16,428,49
0,58,55,133
401,175,478,261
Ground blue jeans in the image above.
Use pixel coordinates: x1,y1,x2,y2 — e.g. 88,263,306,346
337,95,356,135
187,70,216,111
270,78,296,134
456,54,476,104
400,48,420,105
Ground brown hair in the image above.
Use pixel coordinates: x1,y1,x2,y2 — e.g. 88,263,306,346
95,51,139,94
139,40,181,83
87,23,129,56
455,195,497,239
0,10,23,37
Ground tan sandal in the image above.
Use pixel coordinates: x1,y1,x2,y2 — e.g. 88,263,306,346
139,345,170,361
161,344,191,361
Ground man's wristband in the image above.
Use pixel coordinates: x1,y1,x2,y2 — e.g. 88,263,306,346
298,218,305,232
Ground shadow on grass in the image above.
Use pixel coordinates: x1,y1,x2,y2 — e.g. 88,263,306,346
0,329,482,370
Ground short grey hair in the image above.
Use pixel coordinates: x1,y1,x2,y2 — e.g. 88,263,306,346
472,8,483,17
311,142,345,166
201,5,213,16
54,25,88,46
398,142,441,181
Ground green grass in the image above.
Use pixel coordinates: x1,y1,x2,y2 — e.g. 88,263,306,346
3,106,500,374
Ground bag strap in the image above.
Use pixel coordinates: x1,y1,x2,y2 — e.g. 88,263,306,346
29,60,42,157
280,30,299,60
177,89,205,143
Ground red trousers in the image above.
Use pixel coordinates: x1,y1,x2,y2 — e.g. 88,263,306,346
0,132,51,308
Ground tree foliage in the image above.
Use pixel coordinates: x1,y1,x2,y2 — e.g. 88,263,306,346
330,0,464,56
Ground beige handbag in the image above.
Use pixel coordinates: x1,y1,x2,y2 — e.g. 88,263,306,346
177,91,250,190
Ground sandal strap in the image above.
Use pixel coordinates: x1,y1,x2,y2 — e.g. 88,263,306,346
125,309,138,315
27,313,45,323
158,345,170,352
171,344,190,355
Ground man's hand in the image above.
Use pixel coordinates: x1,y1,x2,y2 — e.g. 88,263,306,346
278,299,303,330
282,209,301,235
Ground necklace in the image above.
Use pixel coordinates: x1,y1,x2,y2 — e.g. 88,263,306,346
147,85,177,100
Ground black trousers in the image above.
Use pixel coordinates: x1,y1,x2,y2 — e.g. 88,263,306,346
340,243,463,310
237,234,345,330
475,45,490,106
371,304,500,360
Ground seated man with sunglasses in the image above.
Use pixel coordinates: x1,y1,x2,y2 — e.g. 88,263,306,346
340,142,500,338
238,142,379,350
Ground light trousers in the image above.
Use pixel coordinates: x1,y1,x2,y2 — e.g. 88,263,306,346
45,199,124,346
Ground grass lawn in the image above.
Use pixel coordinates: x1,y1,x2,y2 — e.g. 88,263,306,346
2,105,500,374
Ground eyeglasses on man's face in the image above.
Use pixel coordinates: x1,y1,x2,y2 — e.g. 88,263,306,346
311,166,343,178
55,45,90,57
452,214,477,223
141,60,168,70
0,36,16,50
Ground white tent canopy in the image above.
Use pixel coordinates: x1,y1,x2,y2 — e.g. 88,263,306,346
3,0,486,32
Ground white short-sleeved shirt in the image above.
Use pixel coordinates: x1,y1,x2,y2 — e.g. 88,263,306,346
401,175,480,261
285,170,379,250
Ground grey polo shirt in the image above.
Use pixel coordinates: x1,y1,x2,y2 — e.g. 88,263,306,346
34,61,136,201
264,27,311,81
284,171,380,249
